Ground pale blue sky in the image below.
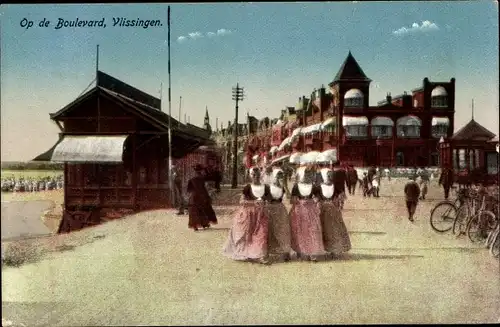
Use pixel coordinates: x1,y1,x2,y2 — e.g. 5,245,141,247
1,2,498,161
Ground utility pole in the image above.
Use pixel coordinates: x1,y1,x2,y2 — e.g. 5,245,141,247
167,6,173,207
178,96,182,121
231,83,245,188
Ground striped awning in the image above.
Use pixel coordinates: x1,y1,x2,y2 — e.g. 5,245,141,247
289,152,303,164
371,116,394,126
321,118,336,130
342,116,368,126
301,123,322,134
291,127,303,138
432,117,450,126
316,149,338,163
278,137,291,151
51,135,128,163
300,151,321,165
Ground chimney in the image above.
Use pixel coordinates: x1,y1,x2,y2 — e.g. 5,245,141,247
386,92,392,103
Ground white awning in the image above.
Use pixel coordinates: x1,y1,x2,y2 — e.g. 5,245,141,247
51,135,128,163
397,115,422,126
289,152,303,164
371,116,394,126
342,116,368,126
301,123,322,134
316,149,338,163
271,154,290,164
278,137,291,151
300,151,321,165
321,118,336,130
291,127,303,138
432,117,450,126
269,146,278,154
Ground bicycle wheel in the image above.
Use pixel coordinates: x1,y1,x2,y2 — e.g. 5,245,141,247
485,229,496,248
467,211,496,243
430,202,457,233
490,229,500,258
452,205,469,236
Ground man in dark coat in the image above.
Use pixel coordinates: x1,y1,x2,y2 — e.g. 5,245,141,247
333,166,348,198
404,176,421,222
346,165,358,195
438,167,455,200
187,164,217,231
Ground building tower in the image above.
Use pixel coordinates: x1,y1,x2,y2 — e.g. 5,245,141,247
203,106,212,135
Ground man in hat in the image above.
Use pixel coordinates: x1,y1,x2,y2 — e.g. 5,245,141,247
438,167,455,200
186,164,217,231
404,175,421,222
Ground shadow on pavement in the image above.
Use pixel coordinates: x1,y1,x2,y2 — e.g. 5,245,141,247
348,231,387,235
340,253,424,261
200,227,230,232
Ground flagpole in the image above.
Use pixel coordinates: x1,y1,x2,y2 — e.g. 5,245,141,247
168,6,173,207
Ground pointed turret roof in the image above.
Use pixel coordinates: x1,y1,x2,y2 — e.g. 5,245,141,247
330,51,371,86
204,106,209,119
451,119,496,141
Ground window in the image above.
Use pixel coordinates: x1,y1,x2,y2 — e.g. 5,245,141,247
432,96,448,108
413,99,418,107
371,125,392,138
397,125,421,138
345,125,367,138
345,97,363,107
458,149,466,169
486,152,498,175
431,124,448,138
323,124,336,134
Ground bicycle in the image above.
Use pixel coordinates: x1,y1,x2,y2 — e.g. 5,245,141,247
465,194,498,243
430,186,466,233
452,188,481,236
488,224,499,258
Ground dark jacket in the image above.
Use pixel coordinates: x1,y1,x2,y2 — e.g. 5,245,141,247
404,181,421,201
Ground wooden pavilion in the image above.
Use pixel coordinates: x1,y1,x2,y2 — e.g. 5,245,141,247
439,118,498,184
34,71,212,233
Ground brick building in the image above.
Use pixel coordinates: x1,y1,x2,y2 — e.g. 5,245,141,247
248,51,458,168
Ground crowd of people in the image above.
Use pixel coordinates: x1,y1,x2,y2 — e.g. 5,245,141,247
1,175,64,193
222,159,352,265
169,155,496,265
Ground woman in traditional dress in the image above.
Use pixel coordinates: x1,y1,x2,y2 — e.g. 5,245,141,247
317,168,352,258
186,164,218,231
223,167,270,264
289,160,326,262
265,168,292,262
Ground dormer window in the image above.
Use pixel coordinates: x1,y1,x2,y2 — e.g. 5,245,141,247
344,89,364,107
431,86,448,108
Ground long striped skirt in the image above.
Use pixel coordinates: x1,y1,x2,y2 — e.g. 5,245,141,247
320,200,352,255
223,200,269,261
266,202,292,256
289,199,326,258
